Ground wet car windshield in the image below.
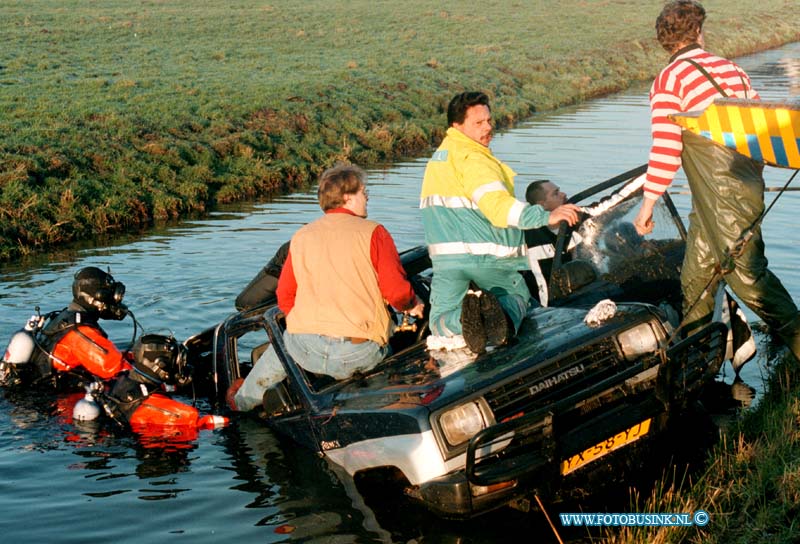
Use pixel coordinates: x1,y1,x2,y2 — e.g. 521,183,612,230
552,174,685,307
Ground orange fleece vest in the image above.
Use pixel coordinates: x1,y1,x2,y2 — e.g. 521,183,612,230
286,213,392,345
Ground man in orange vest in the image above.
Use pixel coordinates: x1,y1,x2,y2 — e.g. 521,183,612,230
229,164,425,412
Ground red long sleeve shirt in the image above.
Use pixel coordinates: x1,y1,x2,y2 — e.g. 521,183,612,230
276,208,417,315
644,45,758,199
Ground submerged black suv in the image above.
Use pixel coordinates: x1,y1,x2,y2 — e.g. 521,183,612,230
186,166,732,518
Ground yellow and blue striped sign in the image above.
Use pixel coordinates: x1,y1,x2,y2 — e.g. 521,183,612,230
670,98,800,169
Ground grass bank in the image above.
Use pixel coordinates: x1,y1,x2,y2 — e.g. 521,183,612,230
604,352,800,544
1,0,798,261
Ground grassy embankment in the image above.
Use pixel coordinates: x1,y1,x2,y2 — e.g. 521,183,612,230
606,352,800,544
1,0,799,262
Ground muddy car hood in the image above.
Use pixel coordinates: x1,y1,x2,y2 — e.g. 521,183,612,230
326,303,660,413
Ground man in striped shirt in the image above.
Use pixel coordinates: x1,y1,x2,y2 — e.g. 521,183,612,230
420,92,580,353
633,0,800,359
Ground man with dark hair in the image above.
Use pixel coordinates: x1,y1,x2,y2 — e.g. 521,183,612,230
446,91,491,131
523,180,582,305
525,180,567,213
420,92,580,353
229,164,424,412
633,0,800,359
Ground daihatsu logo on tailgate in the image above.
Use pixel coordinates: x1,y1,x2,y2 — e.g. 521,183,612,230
529,364,586,396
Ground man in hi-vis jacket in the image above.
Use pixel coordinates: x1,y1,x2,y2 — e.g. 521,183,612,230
420,92,580,354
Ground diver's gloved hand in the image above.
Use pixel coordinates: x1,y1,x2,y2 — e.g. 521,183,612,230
405,296,425,319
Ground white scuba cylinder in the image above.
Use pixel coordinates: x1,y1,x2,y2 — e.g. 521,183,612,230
2,329,36,365
73,390,102,421
2,313,45,365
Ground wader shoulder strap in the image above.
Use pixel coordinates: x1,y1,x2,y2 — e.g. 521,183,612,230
685,58,749,99
684,59,729,97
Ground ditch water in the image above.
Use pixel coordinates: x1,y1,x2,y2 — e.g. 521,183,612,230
1,42,798,543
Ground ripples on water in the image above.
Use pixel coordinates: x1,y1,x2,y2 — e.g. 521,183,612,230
0,43,798,543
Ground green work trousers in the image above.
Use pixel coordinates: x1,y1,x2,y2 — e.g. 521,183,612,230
428,266,531,338
680,130,800,359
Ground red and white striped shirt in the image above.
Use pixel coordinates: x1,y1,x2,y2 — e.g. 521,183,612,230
644,45,759,199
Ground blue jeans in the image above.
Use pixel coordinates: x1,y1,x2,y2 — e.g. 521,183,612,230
428,267,532,337
235,331,389,412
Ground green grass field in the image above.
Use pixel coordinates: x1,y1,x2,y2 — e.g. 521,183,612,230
1,0,798,261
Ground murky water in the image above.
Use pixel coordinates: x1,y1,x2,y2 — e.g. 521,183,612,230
1,43,798,543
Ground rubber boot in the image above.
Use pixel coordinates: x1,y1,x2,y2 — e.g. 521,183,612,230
480,290,510,347
776,313,800,362
461,291,486,354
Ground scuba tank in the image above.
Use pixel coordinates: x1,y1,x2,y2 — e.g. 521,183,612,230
72,382,103,421
1,311,45,386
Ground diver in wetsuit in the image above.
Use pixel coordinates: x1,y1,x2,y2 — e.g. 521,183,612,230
1,266,227,440
24,266,132,388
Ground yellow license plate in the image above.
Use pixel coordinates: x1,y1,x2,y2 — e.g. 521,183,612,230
560,418,652,476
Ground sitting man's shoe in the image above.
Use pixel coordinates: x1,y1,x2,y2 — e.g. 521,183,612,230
480,290,510,347
461,290,487,354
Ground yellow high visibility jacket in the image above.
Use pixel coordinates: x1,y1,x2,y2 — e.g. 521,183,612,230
420,127,549,270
